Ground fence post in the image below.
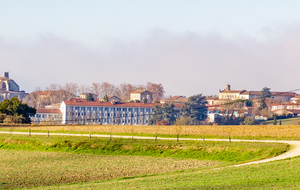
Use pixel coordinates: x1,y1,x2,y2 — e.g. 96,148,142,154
89,131,91,139
155,133,157,142
29,129,31,137
110,133,112,141
229,136,231,143
203,134,205,142
177,134,179,142
47,131,49,138
69,129,71,137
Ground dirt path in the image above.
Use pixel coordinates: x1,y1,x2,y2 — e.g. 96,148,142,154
1,131,299,166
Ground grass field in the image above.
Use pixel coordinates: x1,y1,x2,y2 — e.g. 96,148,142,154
0,134,289,189
2,124,300,140
261,117,300,125
31,155,300,190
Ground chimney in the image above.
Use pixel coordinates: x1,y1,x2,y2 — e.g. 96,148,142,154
4,72,9,78
225,84,231,91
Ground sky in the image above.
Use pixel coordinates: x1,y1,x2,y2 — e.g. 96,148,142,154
1,0,300,96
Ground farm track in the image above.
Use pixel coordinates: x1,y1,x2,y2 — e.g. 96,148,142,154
0,131,299,167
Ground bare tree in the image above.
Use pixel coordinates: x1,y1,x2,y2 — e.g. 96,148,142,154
145,82,165,101
64,83,79,97
79,84,91,95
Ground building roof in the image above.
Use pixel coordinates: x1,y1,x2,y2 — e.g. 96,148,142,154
291,95,300,99
0,77,13,81
131,90,150,94
36,108,62,114
64,98,155,108
219,90,246,94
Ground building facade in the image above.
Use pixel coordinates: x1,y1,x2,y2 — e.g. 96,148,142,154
219,84,296,102
60,98,154,125
130,90,153,103
0,72,28,101
30,108,62,124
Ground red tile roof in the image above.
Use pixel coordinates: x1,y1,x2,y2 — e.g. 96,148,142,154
64,98,155,108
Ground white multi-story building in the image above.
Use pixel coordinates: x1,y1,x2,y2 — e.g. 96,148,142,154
60,98,154,125
30,108,62,124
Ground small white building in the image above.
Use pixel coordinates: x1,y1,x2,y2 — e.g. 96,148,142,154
30,108,62,124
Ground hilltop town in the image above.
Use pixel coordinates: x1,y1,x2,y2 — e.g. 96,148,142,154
1,72,299,125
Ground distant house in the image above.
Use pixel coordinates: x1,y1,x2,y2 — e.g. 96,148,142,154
99,95,122,102
219,84,296,102
0,72,28,102
270,102,300,116
30,108,62,124
160,95,188,104
290,95,300,103
130,90,153,103
80,93,97,100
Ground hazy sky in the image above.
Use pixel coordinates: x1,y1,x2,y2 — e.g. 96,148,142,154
1,1,300,96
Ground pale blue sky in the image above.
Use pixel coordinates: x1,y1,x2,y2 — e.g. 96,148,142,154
1,1,300,96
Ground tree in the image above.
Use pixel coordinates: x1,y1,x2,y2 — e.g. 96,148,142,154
0,97,36,123
145,82,165,101
259,87,271,110
86,93,94,101
103,95,109,102
149,104,178,125
180,94,207,124
273,114,277,125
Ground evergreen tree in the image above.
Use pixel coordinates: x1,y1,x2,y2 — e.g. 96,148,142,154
149,104,178,125
0,97,36,123
259,87,271,110
103,95,109,102
180,94,207,124
86,93,94,101
273,114,277,125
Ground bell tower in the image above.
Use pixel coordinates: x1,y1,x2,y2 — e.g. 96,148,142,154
225,84,231,91
4,72,9,78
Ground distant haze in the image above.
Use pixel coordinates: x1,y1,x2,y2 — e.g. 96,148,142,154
1,1,300,96
1,26,300,96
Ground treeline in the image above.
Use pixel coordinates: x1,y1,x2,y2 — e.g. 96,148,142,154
149,94,208,125
0,97,36,124
23,82,165,108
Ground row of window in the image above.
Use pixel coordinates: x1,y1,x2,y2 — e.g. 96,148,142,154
67,106,152,113
70,118,148,124
68,112,150,117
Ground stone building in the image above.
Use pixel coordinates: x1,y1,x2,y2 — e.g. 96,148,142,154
0,72,27,102
130,90,153,103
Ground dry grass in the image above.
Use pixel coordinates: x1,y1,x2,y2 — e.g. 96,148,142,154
0,149,220,189
2,124,300,139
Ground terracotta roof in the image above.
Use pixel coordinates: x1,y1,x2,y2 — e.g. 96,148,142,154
270,92,296,96
39,91,52,96
206,97,218,100
291,95,300,99
220,90,246,94
64,98,155,108
271,103,300,106
36,109,62,114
